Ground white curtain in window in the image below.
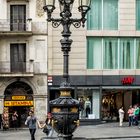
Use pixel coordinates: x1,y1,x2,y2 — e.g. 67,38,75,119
136,0,140,30
136,40,140,69
103,39,118,69
92,39,102,69
87,38,102,69
120,39,134,69
103,0,118,30
87,0,102,30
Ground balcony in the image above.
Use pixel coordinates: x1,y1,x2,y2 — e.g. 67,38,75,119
0,19,32,36
0,19,47,36
0,61,34,77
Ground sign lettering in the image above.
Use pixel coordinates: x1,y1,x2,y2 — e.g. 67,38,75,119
121,76,134,85
12,96,26,100
4,101,33,106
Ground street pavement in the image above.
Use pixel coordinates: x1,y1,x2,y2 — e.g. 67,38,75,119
0,122,140,140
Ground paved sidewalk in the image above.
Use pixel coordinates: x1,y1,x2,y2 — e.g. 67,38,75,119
73,122,140,139
0,122,140,140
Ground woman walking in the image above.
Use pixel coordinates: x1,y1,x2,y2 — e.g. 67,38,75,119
127,105,134,126
42,112,54,137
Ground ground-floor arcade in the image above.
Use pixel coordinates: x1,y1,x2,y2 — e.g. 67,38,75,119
0,76,48,128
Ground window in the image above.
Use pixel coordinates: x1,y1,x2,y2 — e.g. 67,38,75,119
10,5,26,31
87,38,102,69
103,38,118,69
77,88,100,119
87,38,138,70
136,0,140,30
119,39,134,69
87,0,118,30
10,43,26,72
87,0,102,30
136,40,140,69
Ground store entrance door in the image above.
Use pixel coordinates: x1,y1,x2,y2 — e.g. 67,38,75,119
9,106,30,128
4,81,34,128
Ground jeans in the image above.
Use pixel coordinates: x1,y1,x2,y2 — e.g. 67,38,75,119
134,115,139,126
29,129,36,140
13,120,18,129
128,116,133,126
47,128,54,137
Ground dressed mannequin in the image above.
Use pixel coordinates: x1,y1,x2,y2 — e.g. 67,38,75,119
84,98,91,118
79,97,85,118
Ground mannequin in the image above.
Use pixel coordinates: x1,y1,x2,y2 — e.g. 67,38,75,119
79,97,85,118
84,98,91,118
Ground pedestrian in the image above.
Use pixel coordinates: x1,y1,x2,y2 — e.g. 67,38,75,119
133,105,140,126
0,114,2,129
118,106,125,126
127,105,134,126
12,111,18,130
2,110,9,130
41,112,54,137
25,111,41,140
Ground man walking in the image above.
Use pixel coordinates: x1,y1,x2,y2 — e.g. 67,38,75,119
25,111,41,140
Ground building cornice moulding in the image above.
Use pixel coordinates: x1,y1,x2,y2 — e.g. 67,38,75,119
7,0,29,2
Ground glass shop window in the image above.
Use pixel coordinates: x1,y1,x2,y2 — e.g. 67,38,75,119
77,88,100,119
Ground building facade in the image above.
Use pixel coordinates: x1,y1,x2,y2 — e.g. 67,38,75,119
48,0,140,122
0,0,48,127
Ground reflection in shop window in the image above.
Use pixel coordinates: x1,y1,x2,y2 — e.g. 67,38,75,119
77,88,100,119
102,91,123,121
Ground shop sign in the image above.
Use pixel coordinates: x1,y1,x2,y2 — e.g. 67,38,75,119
4,101,33,106
12,96,26,100
121,76,134,85
48,76,52,85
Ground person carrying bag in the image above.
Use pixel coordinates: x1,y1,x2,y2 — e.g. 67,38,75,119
42,113,54,137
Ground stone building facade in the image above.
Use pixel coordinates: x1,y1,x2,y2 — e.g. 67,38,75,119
48,0,140,122
0,0,48,127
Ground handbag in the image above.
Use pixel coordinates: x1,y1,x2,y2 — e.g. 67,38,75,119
43,125,51,135
43,125,49,134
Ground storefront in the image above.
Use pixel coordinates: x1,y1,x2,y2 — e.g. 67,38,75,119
77,88,100,119
4,81,34,127
49,87,100,120
49,75,140,122
101,88,140,121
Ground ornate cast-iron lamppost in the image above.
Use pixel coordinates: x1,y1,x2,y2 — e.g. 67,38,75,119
44,0,91,140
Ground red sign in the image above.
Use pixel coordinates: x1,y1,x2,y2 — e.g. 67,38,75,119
48,76,52,85
48,76,52,82
121,76,134,85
